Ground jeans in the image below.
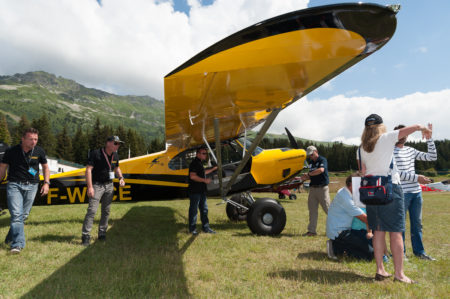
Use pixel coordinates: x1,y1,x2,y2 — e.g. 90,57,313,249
188,193,210,232
402,192,425,256
332,229,374,261
5,182,39,249
82,183,114,236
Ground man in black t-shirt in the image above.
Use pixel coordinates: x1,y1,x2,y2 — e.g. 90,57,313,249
81,136,125,246
0,128,50,254
300,145,331,236
188,147,217,235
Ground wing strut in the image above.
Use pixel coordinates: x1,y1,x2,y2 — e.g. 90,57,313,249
214,118,224,198
224,108,281,195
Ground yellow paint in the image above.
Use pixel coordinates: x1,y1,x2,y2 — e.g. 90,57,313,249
164,28,365,149
251,149,307,184
67,187,87,203
119,185,132,201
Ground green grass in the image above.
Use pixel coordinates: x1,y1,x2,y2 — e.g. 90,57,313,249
0,192,448,298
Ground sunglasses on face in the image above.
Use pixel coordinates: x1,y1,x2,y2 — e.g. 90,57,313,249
114,142,120,146
200,152,207,155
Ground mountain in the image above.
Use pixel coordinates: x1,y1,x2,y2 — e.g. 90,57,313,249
0,71,164,142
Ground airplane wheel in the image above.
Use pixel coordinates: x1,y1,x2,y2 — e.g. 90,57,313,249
247,198,286,235
289,194,297,200
226,193,250,221
278,193,285,199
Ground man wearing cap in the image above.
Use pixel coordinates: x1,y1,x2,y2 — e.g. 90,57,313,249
300,145,330,236
0,128,50,254
81,136,125,246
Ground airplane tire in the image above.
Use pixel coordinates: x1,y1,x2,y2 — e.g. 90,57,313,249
226,194,250,221
247,198,286,235
278,193,285,199
289,194,297,200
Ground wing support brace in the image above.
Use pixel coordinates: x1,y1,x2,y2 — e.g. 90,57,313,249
215,108,281,204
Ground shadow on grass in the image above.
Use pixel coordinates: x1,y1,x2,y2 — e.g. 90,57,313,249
269,269,371,284
297,251,330,261
24,206,191,298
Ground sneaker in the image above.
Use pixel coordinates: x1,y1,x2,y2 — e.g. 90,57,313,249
98,234,106,241
81,235,91,246
302,232,317,237
10,247,21,254
203,227,216,234
326,240,337,260
417,253,436,261
190,229,199,236
383,255,390,263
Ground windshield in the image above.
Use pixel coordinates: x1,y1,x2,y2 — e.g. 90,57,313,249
235,138,263,156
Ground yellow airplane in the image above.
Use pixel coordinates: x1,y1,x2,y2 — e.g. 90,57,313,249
0,3,400,235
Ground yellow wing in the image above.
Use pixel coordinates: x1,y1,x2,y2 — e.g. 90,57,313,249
164,3,398,149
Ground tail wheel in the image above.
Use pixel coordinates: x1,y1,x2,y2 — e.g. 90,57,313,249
247,198,286,235
226,193,251,221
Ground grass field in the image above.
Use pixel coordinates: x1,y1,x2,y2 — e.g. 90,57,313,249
0,190,448,298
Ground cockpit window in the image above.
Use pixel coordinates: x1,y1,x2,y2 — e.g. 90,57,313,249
168,149,197,170
236,138,263,156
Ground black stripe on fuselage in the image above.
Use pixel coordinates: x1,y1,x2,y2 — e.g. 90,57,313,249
165,3,397,77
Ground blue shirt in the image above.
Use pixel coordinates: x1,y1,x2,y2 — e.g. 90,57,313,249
326,187,364,240
308,155,329,186
351,208,367,230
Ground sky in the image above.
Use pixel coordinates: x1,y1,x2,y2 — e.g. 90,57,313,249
0,0,448,144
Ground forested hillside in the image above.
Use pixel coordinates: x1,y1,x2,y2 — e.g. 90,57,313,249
0,71,164,143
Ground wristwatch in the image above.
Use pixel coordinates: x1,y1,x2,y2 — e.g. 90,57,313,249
119,177,124,180
44,181,50,185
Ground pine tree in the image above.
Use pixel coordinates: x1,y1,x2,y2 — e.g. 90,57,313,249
13,115,31,144
89,118,105,150
72,126,89,165
0,113,12,144
56,125,73,161
32,114,57,156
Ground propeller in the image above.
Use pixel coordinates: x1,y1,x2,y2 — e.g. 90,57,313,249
285,127,299,149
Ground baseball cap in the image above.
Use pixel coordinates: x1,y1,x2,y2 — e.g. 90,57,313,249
365,114,383,126
306,145,317,156
106,136,124,143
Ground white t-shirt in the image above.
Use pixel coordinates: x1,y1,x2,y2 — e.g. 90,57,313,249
358,130,401,184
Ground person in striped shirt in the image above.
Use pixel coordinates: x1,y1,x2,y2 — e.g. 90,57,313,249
393,123,437,261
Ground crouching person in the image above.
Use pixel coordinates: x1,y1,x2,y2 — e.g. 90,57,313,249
326,175,373,261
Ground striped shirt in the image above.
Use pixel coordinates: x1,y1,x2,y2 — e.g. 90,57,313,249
393,139,437,193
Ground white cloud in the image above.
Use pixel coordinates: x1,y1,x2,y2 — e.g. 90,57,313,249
415,46,428,53
0,0,309,99
270,89,450,143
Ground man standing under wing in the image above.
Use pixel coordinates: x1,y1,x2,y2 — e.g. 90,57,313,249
81,136,125,246
300,145,330,236
0,128,50,254
393,124,437,260
188,147,217,235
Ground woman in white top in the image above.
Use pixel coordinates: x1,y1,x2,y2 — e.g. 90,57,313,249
359,114,431,284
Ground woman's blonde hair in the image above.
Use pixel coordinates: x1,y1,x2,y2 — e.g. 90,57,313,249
361,124,386,153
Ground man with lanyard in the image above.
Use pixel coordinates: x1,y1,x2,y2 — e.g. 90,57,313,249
300,145,330,236
0,128,50,254
188,147,217,235
81,136,125,246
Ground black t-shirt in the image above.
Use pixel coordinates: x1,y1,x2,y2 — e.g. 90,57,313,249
2,144,47,183
88,148,119,183
308,155,329,186
188,157,206,194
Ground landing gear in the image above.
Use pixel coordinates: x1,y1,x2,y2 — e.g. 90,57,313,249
289,194,297,200
226,192,254,221
246,198,286,236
